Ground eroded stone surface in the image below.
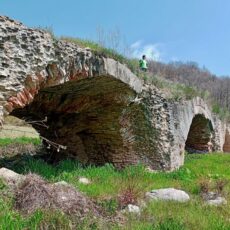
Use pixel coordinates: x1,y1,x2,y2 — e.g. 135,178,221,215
0,15,142,120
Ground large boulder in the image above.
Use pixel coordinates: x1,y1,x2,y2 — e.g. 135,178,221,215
146,188,190,202
202,192,227,206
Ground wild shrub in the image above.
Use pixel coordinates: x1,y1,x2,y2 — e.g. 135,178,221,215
117,168,144,208
198,178,211,194
215,179,229,195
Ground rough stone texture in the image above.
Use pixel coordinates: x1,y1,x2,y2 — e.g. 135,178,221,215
0,15,142,119
146,188,190,202
0,16,229,170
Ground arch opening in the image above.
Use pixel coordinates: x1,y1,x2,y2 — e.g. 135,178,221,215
10,76,156,168
223,130,230,153
185,114,214,153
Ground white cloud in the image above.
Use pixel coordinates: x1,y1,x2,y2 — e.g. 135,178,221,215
130,40,142,49
130,40,162,61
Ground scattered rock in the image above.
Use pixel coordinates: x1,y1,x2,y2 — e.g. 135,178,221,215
202,192,227,206
206,197,227,206
146,188,190,202
121,204,141,215
78,177,91,185
0,167,25,187
126,204,141,214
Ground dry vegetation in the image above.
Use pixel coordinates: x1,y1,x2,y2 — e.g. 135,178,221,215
14,173,99,217
148,60,230,120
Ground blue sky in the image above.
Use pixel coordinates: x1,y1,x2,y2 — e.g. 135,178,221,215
1,0,230,76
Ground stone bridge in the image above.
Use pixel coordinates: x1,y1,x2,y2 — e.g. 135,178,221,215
0,16,229,170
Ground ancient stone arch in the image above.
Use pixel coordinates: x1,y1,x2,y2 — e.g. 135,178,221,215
185,114,214,153
10,74,148,167
0,16,162,169
168,97,223,169
0,16,229,171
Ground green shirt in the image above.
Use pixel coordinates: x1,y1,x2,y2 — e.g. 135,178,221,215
140,59,147,69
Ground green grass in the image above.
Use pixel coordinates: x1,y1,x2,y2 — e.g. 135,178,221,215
0,153,229,229
0,137,41,146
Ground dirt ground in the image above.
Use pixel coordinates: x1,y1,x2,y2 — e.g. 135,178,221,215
0,125,39,138
0,116,39,139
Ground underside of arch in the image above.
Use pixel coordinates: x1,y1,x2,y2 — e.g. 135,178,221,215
185,114,214,153
11,76,158,168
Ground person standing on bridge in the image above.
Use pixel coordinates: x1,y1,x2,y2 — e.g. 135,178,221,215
139,55,148,72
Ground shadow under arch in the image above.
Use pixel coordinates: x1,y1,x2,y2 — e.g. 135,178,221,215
185,114,214,153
